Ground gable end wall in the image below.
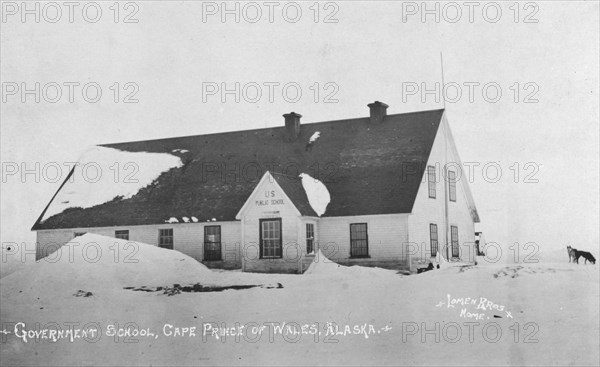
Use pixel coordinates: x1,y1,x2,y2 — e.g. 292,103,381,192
408,115,476,267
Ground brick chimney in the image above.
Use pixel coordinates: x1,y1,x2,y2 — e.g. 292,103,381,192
367,101,389,124
284,112,302,141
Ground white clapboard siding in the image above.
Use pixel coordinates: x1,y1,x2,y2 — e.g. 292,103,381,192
408,114,477,266
318,214,409,262
36,222,241,267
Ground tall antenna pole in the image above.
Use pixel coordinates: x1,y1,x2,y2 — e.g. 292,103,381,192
440,52,447,109
440,51,450,261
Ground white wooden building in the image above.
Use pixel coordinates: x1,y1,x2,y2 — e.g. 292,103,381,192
33,102,480,273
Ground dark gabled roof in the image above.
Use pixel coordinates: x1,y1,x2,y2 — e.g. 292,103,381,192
32,108,445,230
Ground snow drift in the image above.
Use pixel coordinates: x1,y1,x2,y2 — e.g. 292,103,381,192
304,250,397,279
0,234,215,298
1,240,598,366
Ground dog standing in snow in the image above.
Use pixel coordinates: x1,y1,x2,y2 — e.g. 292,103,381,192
567,245,577,263
568,246,596,264
574,250,596,264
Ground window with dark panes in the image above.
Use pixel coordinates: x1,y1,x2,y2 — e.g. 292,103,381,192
204,226,221,261
350,223,368,257
448,170,457,202
260,219,282,258
429,224,438,256
115,230,129,240
451,226,459,258
306,223,315,254
427,165,436,199
159,229,174,249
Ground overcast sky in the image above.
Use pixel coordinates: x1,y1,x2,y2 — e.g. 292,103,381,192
1,1,598,257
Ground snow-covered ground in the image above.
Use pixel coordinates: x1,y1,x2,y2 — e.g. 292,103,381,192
0,234,598,366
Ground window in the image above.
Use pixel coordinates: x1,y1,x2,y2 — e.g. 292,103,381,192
260,219,282,258
204,226,222,261
448,170,457,202
427,165,436,199
306,223,315,254
429,224,439,256
74,232,86,238
350,223,369,257
159,229,174,249
115,230,129,240
451,226,459,258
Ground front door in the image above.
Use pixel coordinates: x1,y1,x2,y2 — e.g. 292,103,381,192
204,226,221,261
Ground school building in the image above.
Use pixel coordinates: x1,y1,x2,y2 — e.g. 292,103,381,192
32,102,480,273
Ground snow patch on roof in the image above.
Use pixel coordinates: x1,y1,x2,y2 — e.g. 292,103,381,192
191,216,199,223
299,173,330,216
42,146,182,222
166,217,179,223
308,131,320,144
182,217,190,223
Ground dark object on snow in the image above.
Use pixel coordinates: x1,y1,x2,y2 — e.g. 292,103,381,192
574,249,596,264
73,290,93,297
127,283,284,296
174,283,283,293
417,262,435,274
567,245,577,263
569,246,596,264
493,315,502,318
